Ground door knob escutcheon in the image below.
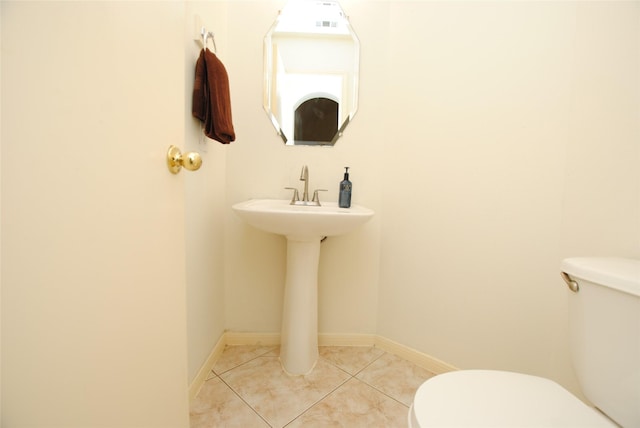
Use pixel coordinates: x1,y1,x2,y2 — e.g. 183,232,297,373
167,145,202,174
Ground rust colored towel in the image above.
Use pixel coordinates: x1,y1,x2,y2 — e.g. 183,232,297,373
192,48,236,144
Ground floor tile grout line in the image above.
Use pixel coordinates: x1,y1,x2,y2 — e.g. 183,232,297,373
351,350,432,407
218,350,374,428
213,346,279,376
353,376,411,409
220,355,353,428
204,369,218,382
281,350,392,427
320,355,363,378
217,345,385,377
196,346,418,427
349,350,417,408
278,353,357,427
280,372,411,427
217,372,275,428
282,375,353,428
351,349,388,377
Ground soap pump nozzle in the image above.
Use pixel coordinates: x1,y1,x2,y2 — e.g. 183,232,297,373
343,166,350,180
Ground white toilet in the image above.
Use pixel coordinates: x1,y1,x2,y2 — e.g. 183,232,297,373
409,257,640,427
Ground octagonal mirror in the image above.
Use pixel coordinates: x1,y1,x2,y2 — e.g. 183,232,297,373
263,0,360,146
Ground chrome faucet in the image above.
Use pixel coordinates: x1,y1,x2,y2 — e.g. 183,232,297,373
300,165,309,202
285,165,327,206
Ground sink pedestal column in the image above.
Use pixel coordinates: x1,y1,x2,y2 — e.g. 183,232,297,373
280,238,321,375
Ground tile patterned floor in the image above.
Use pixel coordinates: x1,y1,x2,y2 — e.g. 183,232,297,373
190,345,436,427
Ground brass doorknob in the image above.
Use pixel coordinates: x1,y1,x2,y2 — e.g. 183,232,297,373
166,145,202,174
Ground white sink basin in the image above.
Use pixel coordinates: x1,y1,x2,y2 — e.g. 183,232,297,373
232,198,374,375
232,199,374,241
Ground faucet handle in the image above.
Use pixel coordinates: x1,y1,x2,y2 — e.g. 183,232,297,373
312,189,328,205
285,187,300,204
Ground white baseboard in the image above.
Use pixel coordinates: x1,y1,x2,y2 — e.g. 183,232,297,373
188,334,227,401
319,333,376,346
374,335,458,374
188,331,458,402
224,331,281,346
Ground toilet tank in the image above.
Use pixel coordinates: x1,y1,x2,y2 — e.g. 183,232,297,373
561,257,640,428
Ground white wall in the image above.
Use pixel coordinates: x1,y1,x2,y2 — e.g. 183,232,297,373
222,0,639,398
560,2,640,258
378,0,639,394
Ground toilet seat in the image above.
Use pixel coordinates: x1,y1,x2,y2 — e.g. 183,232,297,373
409,370,615,427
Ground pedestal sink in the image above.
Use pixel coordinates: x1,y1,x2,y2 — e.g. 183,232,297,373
232,199,374,375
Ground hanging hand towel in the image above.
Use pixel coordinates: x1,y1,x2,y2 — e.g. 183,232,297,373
192,48,236,144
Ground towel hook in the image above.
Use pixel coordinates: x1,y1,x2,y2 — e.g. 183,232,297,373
201,27,217,53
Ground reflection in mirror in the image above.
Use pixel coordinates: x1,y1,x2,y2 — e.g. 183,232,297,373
263,0,360,146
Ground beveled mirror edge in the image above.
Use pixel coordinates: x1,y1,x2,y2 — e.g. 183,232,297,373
262,0,360,147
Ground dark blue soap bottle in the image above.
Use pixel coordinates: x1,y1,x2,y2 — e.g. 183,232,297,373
339,167,352,208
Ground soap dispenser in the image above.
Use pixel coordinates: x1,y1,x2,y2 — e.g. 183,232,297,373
339,167,352,208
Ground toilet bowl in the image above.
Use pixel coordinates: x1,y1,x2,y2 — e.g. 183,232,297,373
408,370,613,427
409,257,640,427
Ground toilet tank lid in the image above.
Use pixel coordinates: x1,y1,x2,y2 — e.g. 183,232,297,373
561,257,640,297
